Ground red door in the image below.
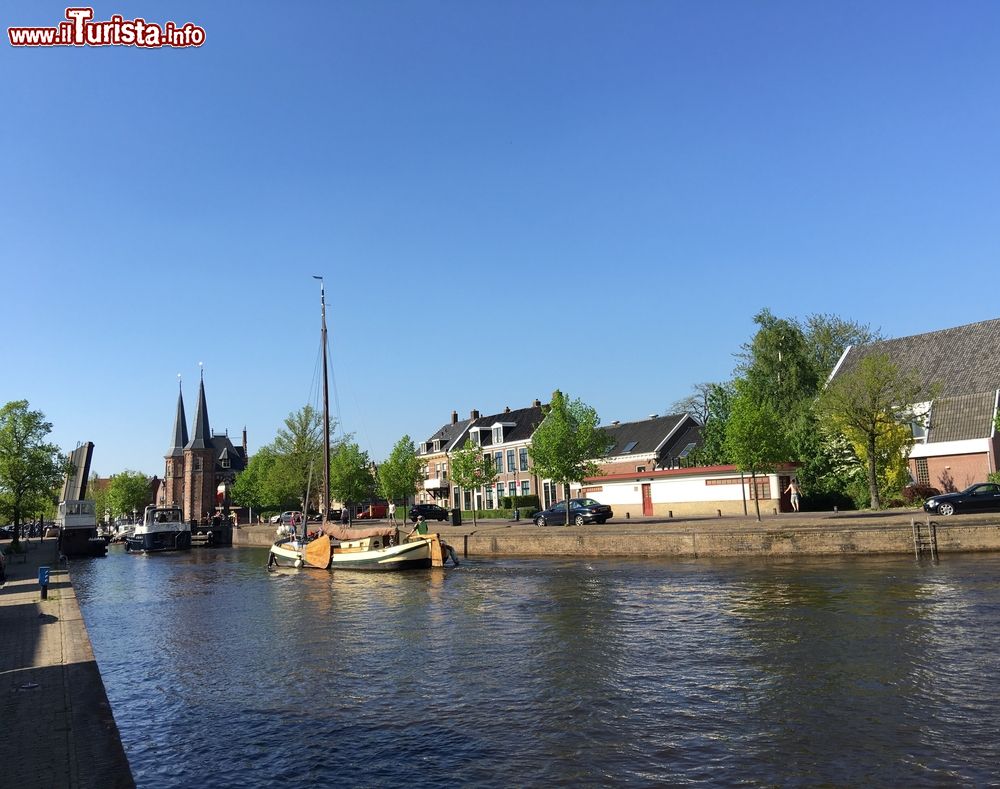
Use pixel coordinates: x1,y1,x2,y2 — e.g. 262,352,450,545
641,484,653,516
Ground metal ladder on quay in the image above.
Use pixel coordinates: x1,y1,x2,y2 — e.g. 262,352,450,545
911,517,938,560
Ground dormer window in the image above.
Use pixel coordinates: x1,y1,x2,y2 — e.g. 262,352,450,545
220,457,231,469
620,441,638,454
493,426,504,444
470,429,481,446
433,440,442,452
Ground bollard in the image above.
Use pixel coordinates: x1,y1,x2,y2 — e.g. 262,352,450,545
717,509,722,518
626,512,630,519
773,508,777,516
834,506,838,513
38,565,50,600
669,510,673,518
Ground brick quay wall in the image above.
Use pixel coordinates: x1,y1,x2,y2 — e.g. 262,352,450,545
233,510,1000,558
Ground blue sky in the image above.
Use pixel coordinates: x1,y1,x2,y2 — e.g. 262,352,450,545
2,1,999,476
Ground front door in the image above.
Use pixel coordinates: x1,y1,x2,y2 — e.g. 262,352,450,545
641,483,653,516
778,476,791,513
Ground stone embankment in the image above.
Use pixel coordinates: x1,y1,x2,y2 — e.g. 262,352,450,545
234,510,1000,558
0,537,134,789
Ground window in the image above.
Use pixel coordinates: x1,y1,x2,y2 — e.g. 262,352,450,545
495,451,503,473
678,442,697,458
486,489,494,509
497,483,504,502
493,426,504,444
433,440,441,452
453,486,460,506
915,457,930,486
910,421,927,442
620,441,638,454
470,430,481,446
193,457,203,472
636,466,646,473
508,481,516,497
521,480,530,497
165,460,172,475
519,447,528,471
220,456,231,469
507,449,515,472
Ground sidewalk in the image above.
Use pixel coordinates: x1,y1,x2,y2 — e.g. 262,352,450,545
0,537,133,789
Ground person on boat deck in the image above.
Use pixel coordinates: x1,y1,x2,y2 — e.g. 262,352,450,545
340,507,349,526
413,515,428,535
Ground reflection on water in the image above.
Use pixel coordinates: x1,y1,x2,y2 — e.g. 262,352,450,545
71,548,1000,787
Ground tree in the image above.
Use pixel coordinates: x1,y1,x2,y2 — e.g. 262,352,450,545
528,390,614,526
86,472,110,525
105,471,151,519
669,382,714,424
688,382,735,466
329,442,375,522
268,405,325,506
231,447,288,514
724,384,791,521
377,436,423,523
449,439,499,527
815,352,925,509
803,313,881,382
739,308,818,416
0,400,68,547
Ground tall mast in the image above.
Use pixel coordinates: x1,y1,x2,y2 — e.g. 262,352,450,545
314,275,331,518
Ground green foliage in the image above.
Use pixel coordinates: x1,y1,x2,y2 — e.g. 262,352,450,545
377,435,423,506
230,447,296,512
816,352,925,509
688,382,734,466
449,439,499,526
500,494,540,509
528,390,614,526
86,472,110,523
0,400,69,544
988,471,1000,485
106,471,152,517
803,313,881,381
739,308,819,415
329,441,375,511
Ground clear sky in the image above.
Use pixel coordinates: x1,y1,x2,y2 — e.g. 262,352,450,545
2,1,999,477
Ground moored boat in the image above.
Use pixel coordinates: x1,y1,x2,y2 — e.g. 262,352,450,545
126,505,191,553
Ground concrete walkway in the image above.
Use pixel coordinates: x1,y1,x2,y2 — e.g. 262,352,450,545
0,537,133,789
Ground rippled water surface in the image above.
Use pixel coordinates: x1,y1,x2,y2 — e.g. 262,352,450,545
71,547,1000,787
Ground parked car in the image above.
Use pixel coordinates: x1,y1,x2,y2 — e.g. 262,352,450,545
408,504,449,523
534,498,613,526
272,511,304,525
923,483,1000,516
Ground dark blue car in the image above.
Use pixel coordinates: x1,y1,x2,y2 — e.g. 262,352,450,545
534,498,613,526
924,483,1000,516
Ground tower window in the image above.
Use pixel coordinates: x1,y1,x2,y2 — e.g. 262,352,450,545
194,457,203,472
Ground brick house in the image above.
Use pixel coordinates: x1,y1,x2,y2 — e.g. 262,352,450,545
465,401,546,511
415,410,476,507
829,317,1000,492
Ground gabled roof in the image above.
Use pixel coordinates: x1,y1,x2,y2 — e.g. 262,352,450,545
600,414,688,457
928,392,998,443
421,417,474,454
210,434,248,472
470,405,546,447
834,317,1000,399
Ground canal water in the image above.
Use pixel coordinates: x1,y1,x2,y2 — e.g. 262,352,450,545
72,547,1000,787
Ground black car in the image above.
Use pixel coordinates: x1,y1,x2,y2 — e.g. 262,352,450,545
534,498,613,526
924,483,1000,516
409,504,449,523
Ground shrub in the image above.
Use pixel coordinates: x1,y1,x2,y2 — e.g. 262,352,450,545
902,484,942,505
500,495,540,510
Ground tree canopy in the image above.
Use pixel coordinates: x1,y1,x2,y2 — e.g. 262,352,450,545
528,390,613,525
106,470,152,518
449,438,498,527
377,436,423,516
329,442,375,519
0,400,68,545
815,352,925,509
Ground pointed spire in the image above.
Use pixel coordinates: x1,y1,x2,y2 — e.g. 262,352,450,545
168,375,188,457
185,368,211,450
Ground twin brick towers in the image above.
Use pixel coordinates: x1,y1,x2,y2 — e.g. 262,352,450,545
162,373,248,523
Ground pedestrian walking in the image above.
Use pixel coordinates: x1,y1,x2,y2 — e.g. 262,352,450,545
784,479,802,513
388,502,396,524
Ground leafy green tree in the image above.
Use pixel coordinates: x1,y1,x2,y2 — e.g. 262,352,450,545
268,405,325,505
724,384,791,521
689,382,735,466
528,390,614,526
377,436,423,523
0,400,68,547
739,308,818,416
329,442,375,522
815,353,925,509
230,447,291,514
86,472,111,525
803,313,881,382
449,439,499,527
106,471,151,519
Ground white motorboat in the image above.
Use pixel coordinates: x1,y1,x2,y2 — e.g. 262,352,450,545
125,505,191,553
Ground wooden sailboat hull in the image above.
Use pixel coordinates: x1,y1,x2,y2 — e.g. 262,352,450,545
329,537,433,570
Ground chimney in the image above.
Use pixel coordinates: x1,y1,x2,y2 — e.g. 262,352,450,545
470,409,480,420
504,406,511,413
242,426,248,457
612,420,620,426
648,414,659,419
533,399,541,408
451,410,458,425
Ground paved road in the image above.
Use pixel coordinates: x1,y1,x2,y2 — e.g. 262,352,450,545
0,537,133,789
